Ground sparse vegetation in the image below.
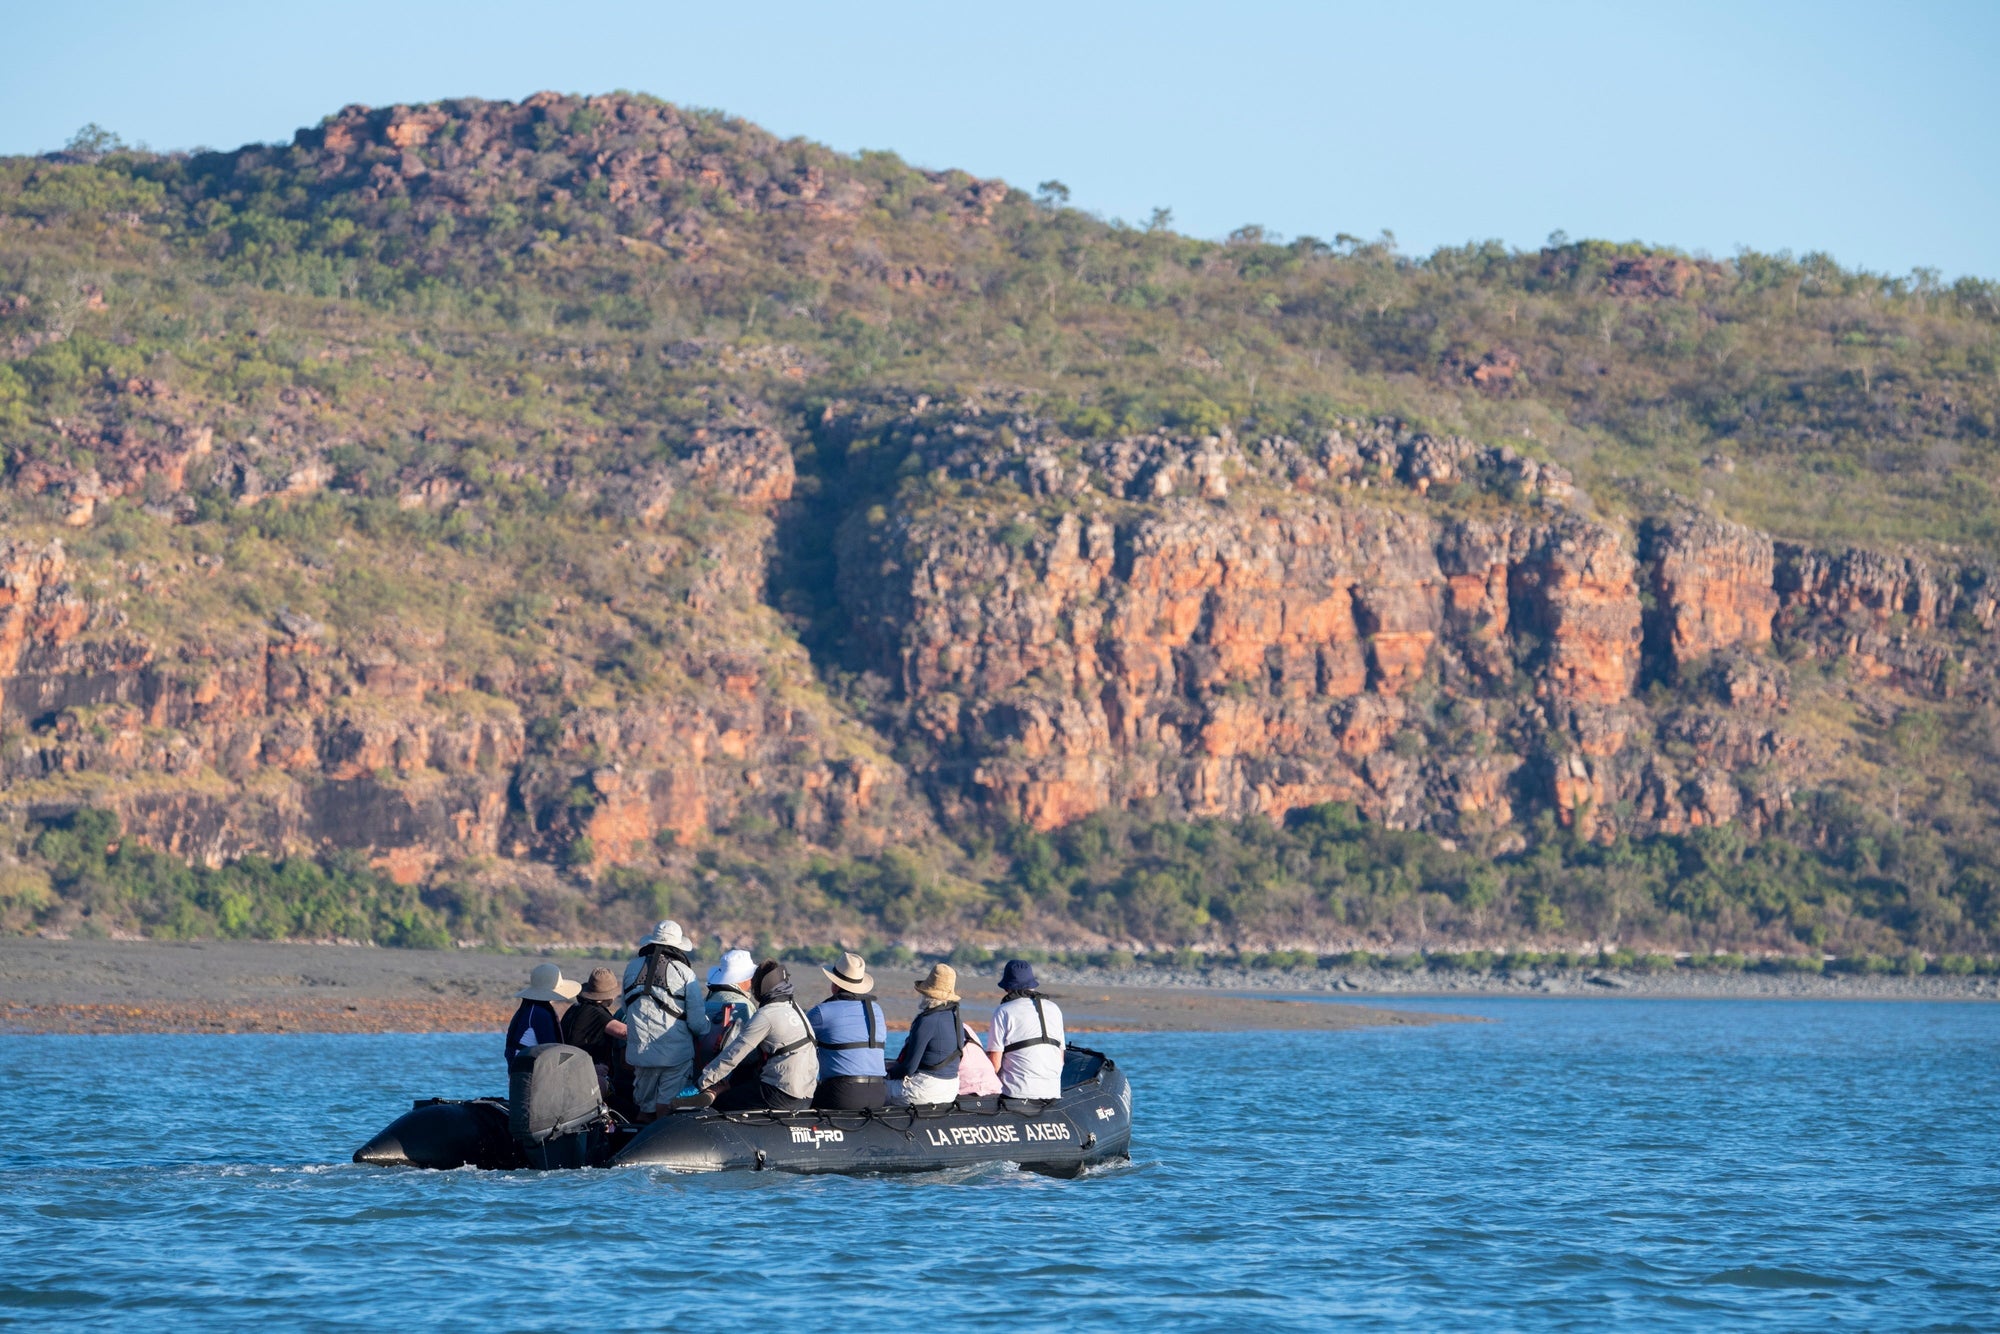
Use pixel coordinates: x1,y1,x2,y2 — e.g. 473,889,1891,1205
1,95,1998,952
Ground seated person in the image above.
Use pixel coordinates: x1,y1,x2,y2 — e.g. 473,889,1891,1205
698,949,759,1075
806,952,888,1110
560,967,633,1116
984,960,1065,1100
885,964,963,1107
696,961,817,1112
957,1019,1003,1099
505,963,580,1061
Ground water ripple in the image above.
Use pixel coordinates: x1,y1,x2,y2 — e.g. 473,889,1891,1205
1,1001,1996,1329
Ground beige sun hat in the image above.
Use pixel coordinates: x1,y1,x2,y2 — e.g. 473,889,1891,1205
516,962,582,1004
822,951,876,995
914,962,960,1003
639,919,695,951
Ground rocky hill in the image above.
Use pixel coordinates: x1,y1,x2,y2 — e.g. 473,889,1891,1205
1,93,1997,956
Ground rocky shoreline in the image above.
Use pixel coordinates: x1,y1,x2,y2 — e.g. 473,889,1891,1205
0,938,1457,1036
1040,961,2000,1000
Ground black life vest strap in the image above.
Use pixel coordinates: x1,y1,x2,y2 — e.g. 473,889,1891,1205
815,998,886,1050
917,1003,962,1071
764,1002,816,1060
623,977,686,1021
1002,995,1062,1053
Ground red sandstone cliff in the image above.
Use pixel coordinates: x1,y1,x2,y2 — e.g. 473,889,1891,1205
830,402,1998,847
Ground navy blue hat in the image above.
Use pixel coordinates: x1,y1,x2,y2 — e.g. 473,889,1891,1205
999,959,1038,992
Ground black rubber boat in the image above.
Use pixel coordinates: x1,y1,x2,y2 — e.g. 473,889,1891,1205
354,1045,1131,1177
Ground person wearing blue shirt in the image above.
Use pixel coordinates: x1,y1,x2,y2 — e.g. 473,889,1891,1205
806,952,888,1109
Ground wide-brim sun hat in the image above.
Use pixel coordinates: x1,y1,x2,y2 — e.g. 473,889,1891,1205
822,951,875,995
914,962,960,1002
517,962,582,1003
708,948,756,987
578,966,620,1002
640,919,695,951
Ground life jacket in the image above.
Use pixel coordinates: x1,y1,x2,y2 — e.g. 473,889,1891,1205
912,1002,964,1073
751,1001,819,1096
1000,995,1062,1054
763,1001,817,1061
620,951,704,1067
808,995,888,1079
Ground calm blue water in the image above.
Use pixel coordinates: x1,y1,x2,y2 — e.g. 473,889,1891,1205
2,1000,1996,1330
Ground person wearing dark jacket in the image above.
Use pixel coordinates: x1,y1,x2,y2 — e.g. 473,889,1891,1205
806,952,888,1109
505,963,580,1061
560,967,633,1116
886,963,963,1108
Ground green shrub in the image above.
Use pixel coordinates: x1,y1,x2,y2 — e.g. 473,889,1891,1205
946,942,992,969
30,808,448,946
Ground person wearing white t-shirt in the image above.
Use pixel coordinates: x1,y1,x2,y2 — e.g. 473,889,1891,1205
983,959,1065,1100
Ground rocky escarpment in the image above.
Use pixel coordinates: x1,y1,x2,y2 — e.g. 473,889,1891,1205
832,401,2000,845
0,416,908,883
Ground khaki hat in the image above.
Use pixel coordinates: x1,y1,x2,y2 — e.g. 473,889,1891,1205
516,962,582,1004
821,951,875,995
578,967,620,1002
914,963,960,1003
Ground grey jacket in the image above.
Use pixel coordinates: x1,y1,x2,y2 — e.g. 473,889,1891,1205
619,953,711,1069
698,998,818,1099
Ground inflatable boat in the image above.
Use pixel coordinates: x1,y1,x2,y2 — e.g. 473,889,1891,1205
353,1044,1131,1177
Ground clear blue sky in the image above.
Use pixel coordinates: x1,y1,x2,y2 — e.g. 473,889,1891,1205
5,0,1996,277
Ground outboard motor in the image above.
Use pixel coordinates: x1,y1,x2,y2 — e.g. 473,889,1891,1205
507,1044,609,1169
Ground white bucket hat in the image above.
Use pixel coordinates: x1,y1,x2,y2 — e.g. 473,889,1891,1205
708,949,756,987
516,962,582,1004
639,919,695,951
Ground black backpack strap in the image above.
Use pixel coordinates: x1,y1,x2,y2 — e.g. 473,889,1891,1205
1002,996,1063,1053
815,998,888,1050
764,1003,815,1060
918,1004,961,1071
